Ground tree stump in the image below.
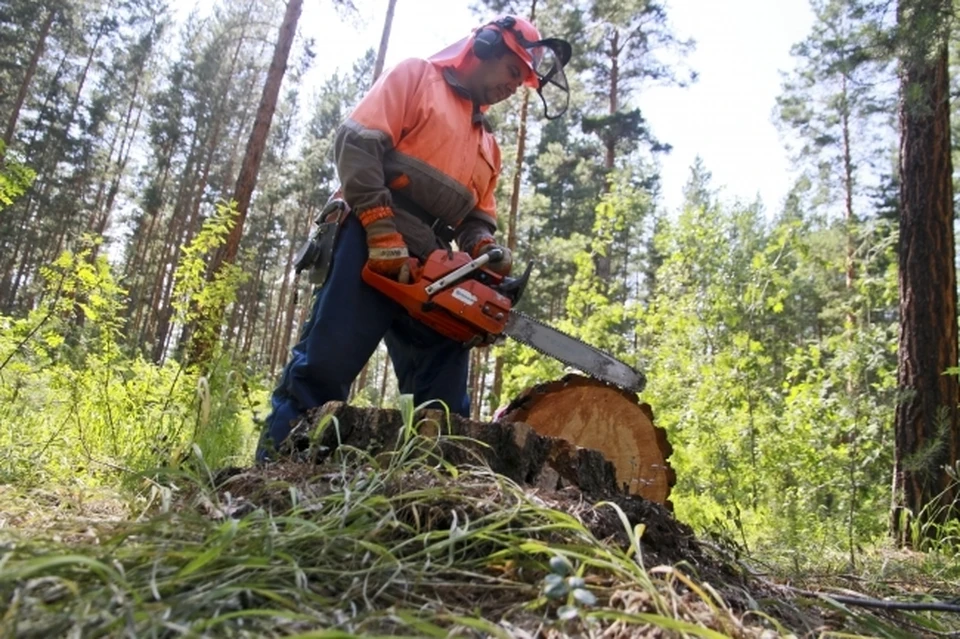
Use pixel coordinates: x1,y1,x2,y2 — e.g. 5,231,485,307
498,374,675,508
283,402,629,496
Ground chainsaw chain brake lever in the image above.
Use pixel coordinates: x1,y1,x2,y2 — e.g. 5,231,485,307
495,261,533,305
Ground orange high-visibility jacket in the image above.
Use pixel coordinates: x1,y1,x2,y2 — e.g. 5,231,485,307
334,57,501,257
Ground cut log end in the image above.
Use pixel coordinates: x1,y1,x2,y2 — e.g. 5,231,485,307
499,374,675,508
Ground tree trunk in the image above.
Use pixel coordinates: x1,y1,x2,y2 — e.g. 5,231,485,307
149,134,204,361
378,352,391,408
491,0,537,412
1,6,56,159
271,204,314,372
477,347,490,420
840,73,857,330
287,400,641,497
231,402,698,569
372,0,398,82
174,5,261,357
191,0,303,367
469,349,482,421
892,0,959,545
92,70,148,238
605,29,619,174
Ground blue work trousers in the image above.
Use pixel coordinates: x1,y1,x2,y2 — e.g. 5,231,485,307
256,214,471,461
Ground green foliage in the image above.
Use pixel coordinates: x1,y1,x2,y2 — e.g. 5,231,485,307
498,176,651,406
0,143,35,211
561,177,647,351
171,200,249,355
637,176,898,554
903,462,960,556
0,223,261,487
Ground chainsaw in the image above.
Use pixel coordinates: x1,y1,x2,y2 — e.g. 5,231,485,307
361,248,646,393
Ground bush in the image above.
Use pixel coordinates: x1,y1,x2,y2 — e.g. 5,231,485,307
0,237,261,487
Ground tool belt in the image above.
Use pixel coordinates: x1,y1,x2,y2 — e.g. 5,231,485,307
391,191,458,244
293,198,348,286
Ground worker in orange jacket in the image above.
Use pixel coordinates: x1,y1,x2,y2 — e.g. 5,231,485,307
257,15,572,460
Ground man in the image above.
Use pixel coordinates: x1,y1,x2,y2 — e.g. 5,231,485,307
257,15,572,460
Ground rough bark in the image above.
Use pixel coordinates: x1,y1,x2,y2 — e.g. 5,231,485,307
271,204,314,372
284,401,641,500
221,0,301,268
492,0,537,409
893,0,959,543
469,349,482,421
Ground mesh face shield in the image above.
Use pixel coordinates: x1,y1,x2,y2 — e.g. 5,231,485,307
520,37,572,119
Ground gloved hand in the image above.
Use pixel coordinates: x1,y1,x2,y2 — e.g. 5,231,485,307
472,237,513,276
358,206,411,283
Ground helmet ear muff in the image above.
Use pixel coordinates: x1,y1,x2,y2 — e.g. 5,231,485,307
472,17,516,60
472,25,505,60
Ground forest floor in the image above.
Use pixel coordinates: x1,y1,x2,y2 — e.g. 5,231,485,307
1,430,959,638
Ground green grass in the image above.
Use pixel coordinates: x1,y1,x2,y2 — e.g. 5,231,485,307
0,428,759,638
1,424,958,638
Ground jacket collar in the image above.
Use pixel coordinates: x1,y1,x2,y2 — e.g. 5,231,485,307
441,67,493,133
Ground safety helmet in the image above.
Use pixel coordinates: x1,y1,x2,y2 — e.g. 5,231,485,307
429,15,572,120
472,16,572,120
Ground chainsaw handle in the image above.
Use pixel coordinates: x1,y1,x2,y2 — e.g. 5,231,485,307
484,247,504,263
424,251,498,297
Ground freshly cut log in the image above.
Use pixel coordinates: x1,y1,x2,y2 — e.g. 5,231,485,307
498,374,675,507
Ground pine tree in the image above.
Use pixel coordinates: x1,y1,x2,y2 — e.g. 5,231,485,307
578,0,689,281
892,0,959,543
776,0,896,330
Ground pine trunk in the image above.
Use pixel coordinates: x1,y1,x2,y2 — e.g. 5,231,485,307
378,352,391,408
1,6,56,157
491,0,537,411
892,0,959,544
841,74,857,330
271,204,314,372
595,28,619,283
372,0,398,82
191,0,303,367
469,349,482,421
92,70,148,238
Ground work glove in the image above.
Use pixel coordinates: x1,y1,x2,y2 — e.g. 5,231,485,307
358,206,411,283
472,237,513,276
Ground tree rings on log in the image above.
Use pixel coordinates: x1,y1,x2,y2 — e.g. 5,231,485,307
499,374,675,507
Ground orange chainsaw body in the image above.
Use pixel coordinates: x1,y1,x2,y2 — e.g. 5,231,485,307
362,250,516,344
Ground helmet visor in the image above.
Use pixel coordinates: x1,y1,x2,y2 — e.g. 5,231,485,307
510,33,571,120
529,40,570,119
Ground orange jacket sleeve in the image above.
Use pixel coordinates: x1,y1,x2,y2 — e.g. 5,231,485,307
334,58,430,218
